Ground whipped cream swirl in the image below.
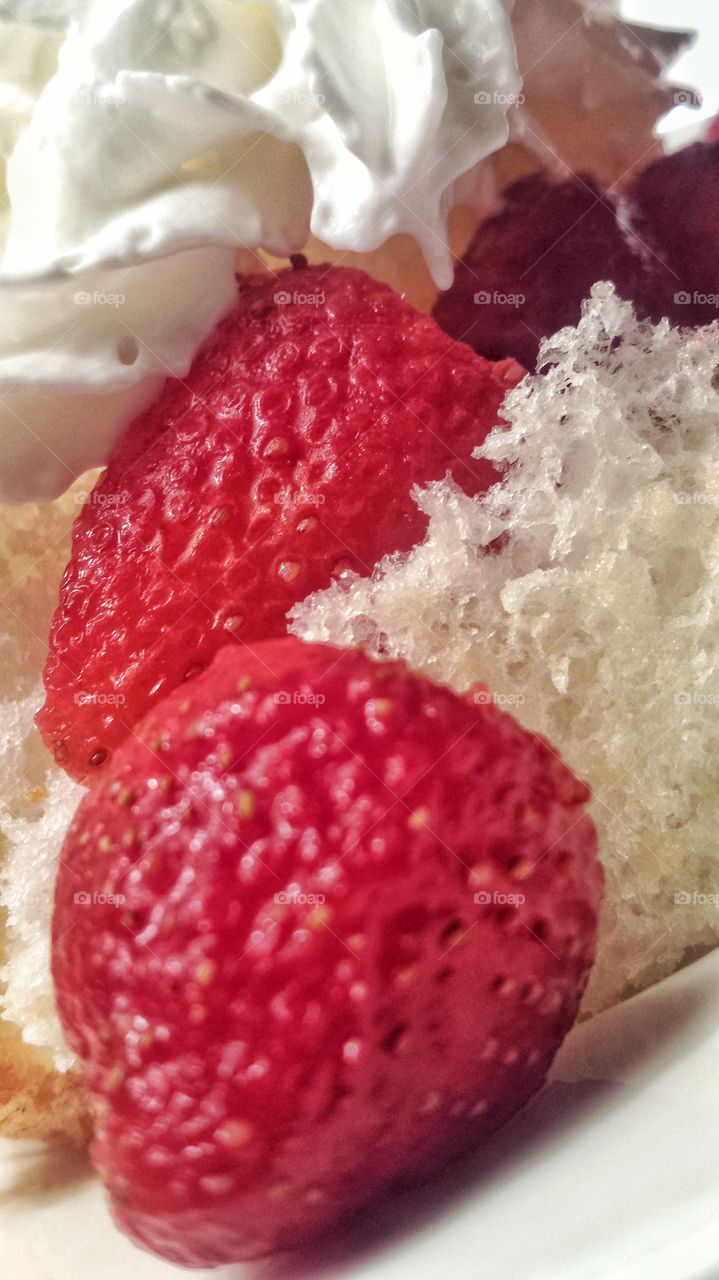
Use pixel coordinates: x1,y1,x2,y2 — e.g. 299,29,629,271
0,0,519,501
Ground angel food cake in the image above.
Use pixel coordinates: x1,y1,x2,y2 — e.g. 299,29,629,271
0,0,718,1268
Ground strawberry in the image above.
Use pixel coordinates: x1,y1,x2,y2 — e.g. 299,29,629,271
433,143,719,368
434,175,647,369
629,141,719,310
53,637,601,1266
37,262,522,783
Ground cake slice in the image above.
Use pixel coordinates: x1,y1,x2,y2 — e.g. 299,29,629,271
0,481,91,1140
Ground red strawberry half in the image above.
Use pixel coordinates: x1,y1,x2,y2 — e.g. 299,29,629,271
37,263,522,782
629,140,719,306
53,638,601,1266
433,142,719,368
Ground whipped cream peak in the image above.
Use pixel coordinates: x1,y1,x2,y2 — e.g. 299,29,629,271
0,0,693,504
0,0,520,501
3,0,518,280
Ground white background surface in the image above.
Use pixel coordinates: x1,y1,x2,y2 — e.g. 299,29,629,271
2,3,718,1278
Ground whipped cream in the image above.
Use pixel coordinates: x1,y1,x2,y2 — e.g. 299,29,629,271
0,0,520,502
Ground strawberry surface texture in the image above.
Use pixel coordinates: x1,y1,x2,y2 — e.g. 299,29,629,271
37,263,522,782
53,638,602,1266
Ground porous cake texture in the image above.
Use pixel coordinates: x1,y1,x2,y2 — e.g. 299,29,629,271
293,285,719,1013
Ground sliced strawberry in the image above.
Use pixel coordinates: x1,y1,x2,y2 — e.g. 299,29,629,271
629,140,719,313
433,143,719,368
37,263,521,782
434,175,647,368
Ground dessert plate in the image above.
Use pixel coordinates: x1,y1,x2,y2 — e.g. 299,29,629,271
2,946,718,1280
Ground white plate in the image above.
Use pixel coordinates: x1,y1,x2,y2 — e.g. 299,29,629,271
2,947,719,1280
